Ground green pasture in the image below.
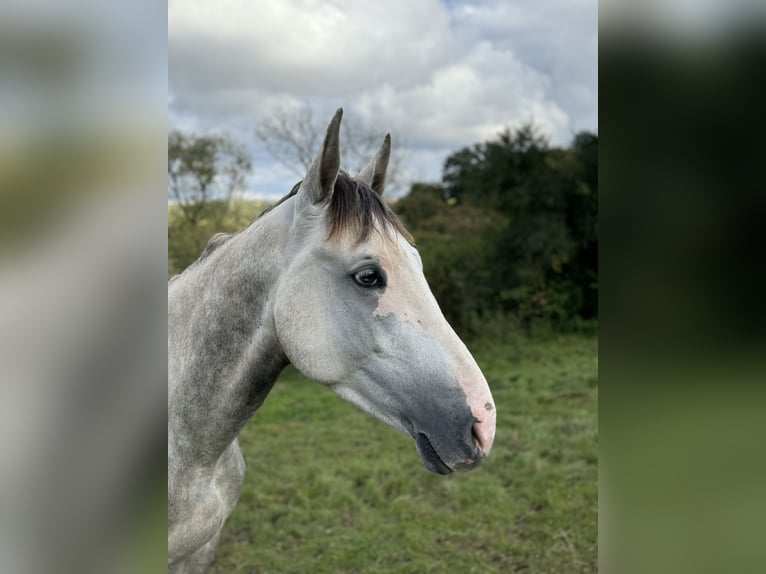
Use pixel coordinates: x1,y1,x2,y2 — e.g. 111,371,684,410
210,334,598,573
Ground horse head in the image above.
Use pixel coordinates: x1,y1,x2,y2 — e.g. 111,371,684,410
273,109,495,473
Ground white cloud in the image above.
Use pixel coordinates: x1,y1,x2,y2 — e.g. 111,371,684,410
169,0,455,97
169,0,597,195
353,41,570,147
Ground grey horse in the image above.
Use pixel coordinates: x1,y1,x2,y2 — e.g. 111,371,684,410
168,109,496,573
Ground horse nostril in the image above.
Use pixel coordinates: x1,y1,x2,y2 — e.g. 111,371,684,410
472,417,495,455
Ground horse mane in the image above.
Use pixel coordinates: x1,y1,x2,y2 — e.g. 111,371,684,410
200,232,232,257
256,171,412,244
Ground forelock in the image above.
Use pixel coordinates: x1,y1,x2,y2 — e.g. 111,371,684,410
327,172,413,244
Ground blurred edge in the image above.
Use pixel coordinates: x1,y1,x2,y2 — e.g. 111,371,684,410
601,4,766,574
0,2,167,573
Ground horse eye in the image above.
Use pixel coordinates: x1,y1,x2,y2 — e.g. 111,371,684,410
354,268,380,287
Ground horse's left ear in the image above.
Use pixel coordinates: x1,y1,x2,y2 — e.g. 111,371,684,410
356,134,390,196
300,108,342,206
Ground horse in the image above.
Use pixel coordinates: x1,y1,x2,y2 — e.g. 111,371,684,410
168,109,496,573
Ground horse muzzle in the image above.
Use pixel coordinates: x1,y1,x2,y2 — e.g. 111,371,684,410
413,416,490,475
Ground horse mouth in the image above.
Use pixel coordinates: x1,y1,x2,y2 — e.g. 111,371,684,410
415,432,452,475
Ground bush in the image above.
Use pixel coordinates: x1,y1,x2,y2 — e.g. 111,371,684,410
394,125,598,333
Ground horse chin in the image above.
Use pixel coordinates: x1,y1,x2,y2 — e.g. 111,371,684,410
415,432,453,475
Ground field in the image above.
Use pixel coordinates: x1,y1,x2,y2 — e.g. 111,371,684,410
210,334,598,573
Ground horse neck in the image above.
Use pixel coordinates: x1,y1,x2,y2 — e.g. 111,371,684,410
168,206,292,464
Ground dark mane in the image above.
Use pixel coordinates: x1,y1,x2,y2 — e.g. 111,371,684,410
327,172,413,244
257,172,412,244
255,180,302,219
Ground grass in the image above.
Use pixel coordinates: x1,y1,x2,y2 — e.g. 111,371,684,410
167,200,271,223
210,334,598,573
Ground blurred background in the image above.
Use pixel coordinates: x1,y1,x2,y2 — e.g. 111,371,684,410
601,2,766,574
0,1,167,573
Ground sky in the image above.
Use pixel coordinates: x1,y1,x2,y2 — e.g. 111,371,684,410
168,0,598,200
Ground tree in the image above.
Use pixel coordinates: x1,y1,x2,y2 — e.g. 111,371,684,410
255,102,408,196
430,124,598,329
168,131,251,226
443,123,550,209
395,183,508,338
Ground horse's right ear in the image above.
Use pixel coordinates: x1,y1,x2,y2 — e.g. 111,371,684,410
355,133,390,196
298,108,342,208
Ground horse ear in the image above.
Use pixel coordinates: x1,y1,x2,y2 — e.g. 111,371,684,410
355,133,390,196
301,108,343,205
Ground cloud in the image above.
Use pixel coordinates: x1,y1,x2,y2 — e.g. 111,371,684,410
353,41,570,147
169,0,454,98
169,0,597,193
452,0,598,135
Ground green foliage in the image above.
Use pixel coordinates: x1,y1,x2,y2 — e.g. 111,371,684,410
168,200,269,277
395,184,508,339
168,131,252,225
396,124,598,333
167,130,258,276
211,335,598,574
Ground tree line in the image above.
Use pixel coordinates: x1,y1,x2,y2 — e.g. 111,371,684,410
168,119,597,337
395,125,597,336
